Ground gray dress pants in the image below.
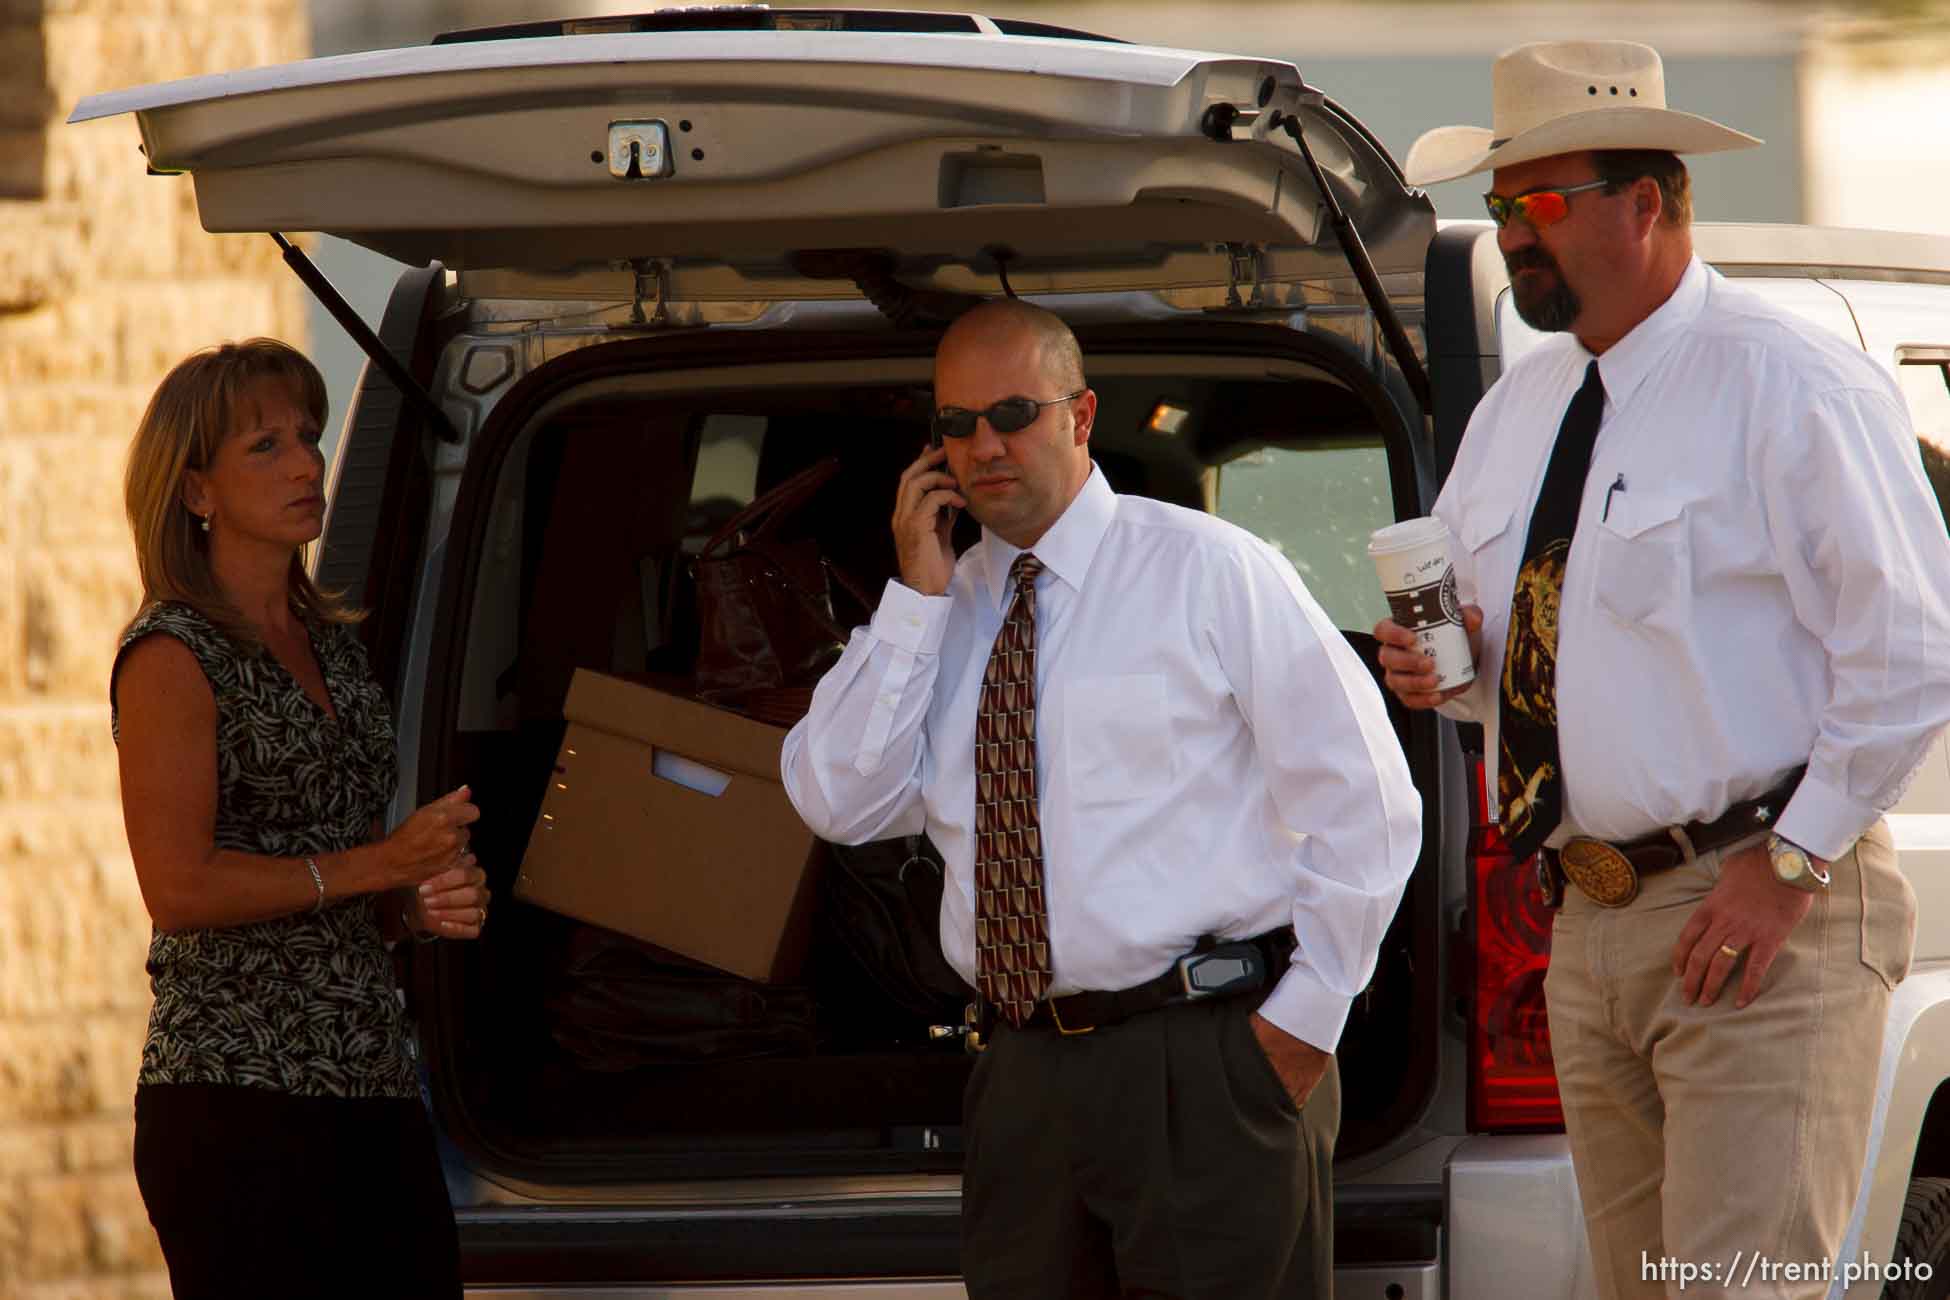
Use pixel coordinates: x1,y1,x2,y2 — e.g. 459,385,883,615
961,995,1340,1300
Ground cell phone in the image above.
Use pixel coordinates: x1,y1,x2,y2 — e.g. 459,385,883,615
930,431,960,528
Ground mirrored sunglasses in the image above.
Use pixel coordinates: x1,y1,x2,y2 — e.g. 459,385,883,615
1482,178,1614,230
932,390,1085,441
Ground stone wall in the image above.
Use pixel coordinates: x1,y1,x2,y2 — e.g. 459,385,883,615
0,2,309,1295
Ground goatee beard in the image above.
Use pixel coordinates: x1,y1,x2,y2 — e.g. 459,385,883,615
1506,249,1581,333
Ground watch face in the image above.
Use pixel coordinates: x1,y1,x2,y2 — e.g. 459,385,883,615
1770,837,1813,885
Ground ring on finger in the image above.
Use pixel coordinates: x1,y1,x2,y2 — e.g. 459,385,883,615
1718,942,1744,960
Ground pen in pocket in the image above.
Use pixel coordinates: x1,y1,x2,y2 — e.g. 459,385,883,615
1603,473,1627,522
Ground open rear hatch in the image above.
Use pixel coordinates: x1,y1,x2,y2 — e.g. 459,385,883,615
70,16,1442,1264
68,15,1431,295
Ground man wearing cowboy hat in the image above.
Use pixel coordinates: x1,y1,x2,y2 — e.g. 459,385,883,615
1376,40,1950,1299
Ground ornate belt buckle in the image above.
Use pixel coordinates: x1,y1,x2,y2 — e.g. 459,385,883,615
1558,836,1640,907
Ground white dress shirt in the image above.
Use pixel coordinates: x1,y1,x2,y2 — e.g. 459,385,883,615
1437,257,1950,861
782,467,1421,1052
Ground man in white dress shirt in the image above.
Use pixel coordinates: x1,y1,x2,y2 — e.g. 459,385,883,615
1378,41,1950,1299
782,299,1420,1298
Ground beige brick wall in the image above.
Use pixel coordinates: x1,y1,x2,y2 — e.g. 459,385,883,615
0,3,309,1295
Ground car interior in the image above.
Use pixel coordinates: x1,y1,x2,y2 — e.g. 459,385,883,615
423,334,1438,1184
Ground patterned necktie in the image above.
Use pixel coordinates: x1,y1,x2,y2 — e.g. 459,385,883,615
974,552,1053,1028
1497,360,1607,861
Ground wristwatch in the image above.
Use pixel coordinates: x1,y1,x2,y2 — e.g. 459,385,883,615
1767,833,1831,892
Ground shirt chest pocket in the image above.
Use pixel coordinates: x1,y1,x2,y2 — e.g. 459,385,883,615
1063,674,1175,806
1590,493,1690,626
1456,505,1518,569
1455,504,1517,645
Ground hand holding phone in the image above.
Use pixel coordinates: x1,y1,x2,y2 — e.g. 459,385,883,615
892,443,964,597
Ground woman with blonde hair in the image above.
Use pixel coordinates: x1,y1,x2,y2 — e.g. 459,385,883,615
112,338,484,1297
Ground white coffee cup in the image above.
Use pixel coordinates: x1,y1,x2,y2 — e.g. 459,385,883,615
1368,517,1476,691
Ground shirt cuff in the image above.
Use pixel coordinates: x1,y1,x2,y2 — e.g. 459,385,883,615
1436,685,1486,725
1253,965,1357,1056
1774,772,1880,863
867,580,952,656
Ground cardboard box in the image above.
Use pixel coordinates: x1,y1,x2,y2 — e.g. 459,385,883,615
514,670,821,983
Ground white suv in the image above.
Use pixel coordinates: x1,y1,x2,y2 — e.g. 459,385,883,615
73,11,1950,1297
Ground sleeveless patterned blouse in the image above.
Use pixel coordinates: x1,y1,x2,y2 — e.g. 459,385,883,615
111,601,416,1099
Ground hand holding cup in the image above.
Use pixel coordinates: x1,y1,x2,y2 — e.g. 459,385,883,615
1369,518,1481,708
1377,606,1483,708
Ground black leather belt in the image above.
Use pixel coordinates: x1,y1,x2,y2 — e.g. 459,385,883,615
1539,767,1805,908
1000,928,1298,1036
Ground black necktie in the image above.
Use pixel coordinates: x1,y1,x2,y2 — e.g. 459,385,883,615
1497,360,1606,860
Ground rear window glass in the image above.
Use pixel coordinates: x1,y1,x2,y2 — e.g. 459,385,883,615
689,413,766,530
1216,440,1392,632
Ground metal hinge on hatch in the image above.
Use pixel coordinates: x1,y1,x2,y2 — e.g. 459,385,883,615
1223,243,1269,309
608,121,674,180
625,258,673,329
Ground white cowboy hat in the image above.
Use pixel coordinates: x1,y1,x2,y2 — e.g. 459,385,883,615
1404,40,1762,188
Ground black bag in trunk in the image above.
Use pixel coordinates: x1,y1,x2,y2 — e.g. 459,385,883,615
544,924,818,1070
820,834,973,1026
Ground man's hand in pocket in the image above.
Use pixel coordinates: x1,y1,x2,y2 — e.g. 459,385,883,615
1250,1013,1330,1110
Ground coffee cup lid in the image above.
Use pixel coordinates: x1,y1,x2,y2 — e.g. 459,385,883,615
1367,516,1450,556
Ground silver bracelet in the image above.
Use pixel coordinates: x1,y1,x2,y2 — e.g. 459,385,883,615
399,906,440,944
303,856,325,913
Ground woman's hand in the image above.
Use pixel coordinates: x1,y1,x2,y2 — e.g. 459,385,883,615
376,786,479,889
405,859,491,940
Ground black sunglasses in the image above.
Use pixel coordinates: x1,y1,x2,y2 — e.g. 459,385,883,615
931,390,1085,442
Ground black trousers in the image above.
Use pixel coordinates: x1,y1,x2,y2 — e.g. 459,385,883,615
962,996,1340,1300
133,1082,461,1299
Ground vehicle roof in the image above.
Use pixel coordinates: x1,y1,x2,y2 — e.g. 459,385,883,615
1695,223,1950,282
427,7,1126,46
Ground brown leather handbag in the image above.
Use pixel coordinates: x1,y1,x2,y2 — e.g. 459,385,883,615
691,458,874,719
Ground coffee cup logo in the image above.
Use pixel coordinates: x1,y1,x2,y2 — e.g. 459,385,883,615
1368,516,1477,691
1385,580,1449,631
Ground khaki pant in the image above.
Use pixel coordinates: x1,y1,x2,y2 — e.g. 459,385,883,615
1544,821,1915,1300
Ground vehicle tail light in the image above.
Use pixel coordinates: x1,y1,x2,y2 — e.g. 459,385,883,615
1467,755,1564,1132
